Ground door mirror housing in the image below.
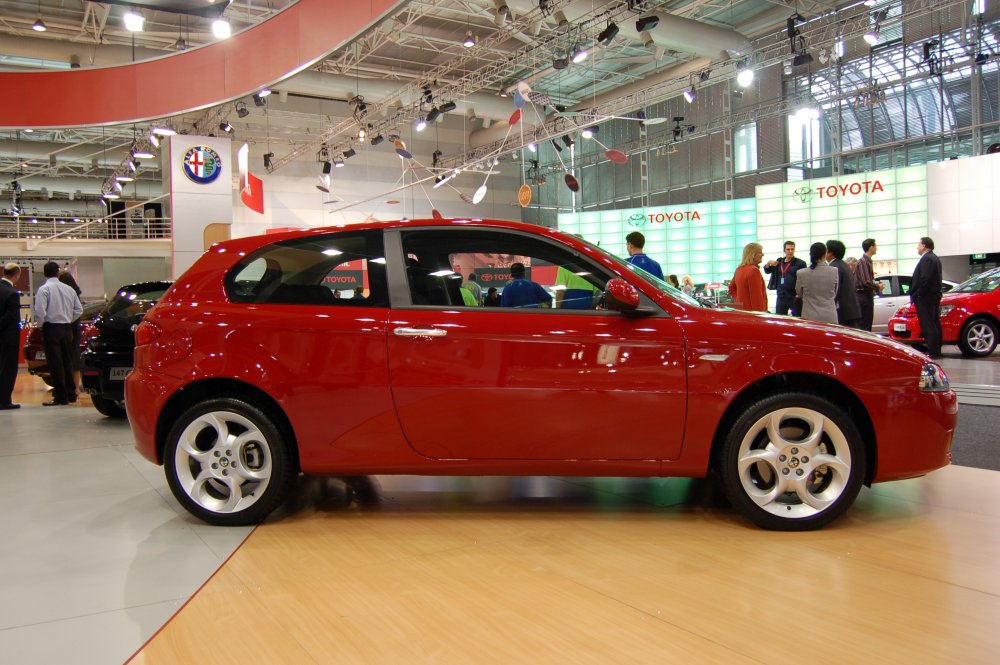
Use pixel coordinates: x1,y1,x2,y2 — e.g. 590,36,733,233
605,278,640,311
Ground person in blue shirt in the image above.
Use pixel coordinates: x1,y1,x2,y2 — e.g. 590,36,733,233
500,263,552,308
625,231,664,280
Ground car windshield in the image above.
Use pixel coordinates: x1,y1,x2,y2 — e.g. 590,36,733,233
106,284,170,317
953,268,1000,294
568,234,704,307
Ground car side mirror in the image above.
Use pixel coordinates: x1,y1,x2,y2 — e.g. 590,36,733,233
605,278,641,312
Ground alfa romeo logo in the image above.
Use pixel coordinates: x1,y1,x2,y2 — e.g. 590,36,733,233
793,186,813,203
183,145,222,184
626,213,646,228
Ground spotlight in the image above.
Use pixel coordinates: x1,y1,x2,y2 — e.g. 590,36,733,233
551,139,563,153
732,89,744,99
148,133,160,148
343,148,356,159
219,121,233,133
792,52,814,66
32,18,46,32
426,107,441,124
253,92,268,107
463,30,476,48
357,126,367,142
127,159,138,172
322,161,332,175
150,126,176,136
582,127,598,139
571,45,588,63
370,134,385,146
415,117,427,132
132,147,155,159
212,18,231,39
683,87,696,103
263,152,274,169
736,59,755,87
438,101,457,113
635,15,659,33
597,22,619,46
334,158,345,168
116,174,134,183
527,142,536,152
553,56,569,70
699,71,710,82
976,53,990,66
863,28,880,46
235,101,250,118
562,135,574,148
123,11,144,32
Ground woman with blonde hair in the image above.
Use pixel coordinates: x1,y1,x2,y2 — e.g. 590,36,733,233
728,242,768,311
681,274,694,296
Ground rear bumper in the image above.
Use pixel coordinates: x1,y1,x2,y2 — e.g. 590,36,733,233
124,367,171,465
80,351,132,401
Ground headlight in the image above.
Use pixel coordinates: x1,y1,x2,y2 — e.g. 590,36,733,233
919,362,951,392
939,305,954,317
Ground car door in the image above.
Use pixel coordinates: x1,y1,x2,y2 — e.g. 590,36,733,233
384,227,687,461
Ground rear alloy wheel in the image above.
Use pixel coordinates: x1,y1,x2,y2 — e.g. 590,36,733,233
91,395,126,418
719,393,865,531
164,398,295,526
957,318,998,357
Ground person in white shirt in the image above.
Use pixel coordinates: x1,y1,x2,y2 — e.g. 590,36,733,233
34,261,82,406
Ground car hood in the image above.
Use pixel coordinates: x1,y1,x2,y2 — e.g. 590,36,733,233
701,306,932,364
940,290,995,306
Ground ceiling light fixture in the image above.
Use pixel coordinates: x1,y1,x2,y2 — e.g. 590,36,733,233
252,92,269,107
343,148,356,159
150,127,176,136
219,121,233,133
212,18,231,39
334,157,345,168
736,58,755,87
370,134,385,146
235,101,250,118
562,135,575,148
123,11,144,32
32,18,46,32
263,152,274,169
148,133,159,148
571,45,588,63
463,30,476,48
863,27,880,46
357,126,367,142
553,55,569,70
635,15,659,32
683,86,696,103
415,117,427,132
527,142,537,152
597,22,620,46
438,101,457,113
425,107,441,124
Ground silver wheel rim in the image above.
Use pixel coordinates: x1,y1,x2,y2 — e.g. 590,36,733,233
173,410,273,515
737,407,852,519
966,322,996,353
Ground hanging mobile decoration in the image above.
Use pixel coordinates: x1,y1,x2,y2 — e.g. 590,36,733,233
518,183,532,207
394,138,412,159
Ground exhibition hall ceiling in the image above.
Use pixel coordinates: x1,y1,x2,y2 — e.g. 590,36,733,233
0,0,851,207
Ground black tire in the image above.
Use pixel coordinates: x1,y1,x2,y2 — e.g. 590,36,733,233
164,398,295,526
957,318,998,357
92,395,126,418
718,393,866,531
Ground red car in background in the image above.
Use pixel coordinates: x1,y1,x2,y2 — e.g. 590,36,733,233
23,300,107,386
888,266,1000,357
125,219,957,531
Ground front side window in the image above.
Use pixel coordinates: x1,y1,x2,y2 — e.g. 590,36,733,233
225,230,388,306
398,229,613,311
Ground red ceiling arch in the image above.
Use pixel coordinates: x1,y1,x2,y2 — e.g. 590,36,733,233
0,0,400,128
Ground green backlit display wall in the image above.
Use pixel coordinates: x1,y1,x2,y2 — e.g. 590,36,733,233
755,167,929,276
557,199,758,284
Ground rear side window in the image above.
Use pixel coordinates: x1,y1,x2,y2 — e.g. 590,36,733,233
225,230,388,307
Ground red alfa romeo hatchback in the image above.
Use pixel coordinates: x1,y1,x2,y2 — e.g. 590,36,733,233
126,219,957,530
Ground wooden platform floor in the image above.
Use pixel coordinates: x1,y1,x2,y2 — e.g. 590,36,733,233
128,466,1000,664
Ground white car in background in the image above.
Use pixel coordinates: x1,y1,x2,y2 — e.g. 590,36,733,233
872,274,957,335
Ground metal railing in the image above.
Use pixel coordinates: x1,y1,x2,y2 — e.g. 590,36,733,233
0,215,172,241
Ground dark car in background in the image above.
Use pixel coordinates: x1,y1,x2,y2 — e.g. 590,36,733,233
81,281,172,417
23,300,107,386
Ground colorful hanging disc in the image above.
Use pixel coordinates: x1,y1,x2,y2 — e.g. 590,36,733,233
564,173,580,192
513,90,526,109
432,209,444,220
460,193,474,204
395,147,412,159
472,184,488,204
606,149,628,164
518,184,532,207
509,109,522,125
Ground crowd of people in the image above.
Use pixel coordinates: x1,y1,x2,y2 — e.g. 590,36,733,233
726,236,944,355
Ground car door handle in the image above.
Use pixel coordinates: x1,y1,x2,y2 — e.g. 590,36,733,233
393,327,447,337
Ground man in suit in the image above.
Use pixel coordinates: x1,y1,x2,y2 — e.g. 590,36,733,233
0,263,22,409
911,236,944,359
826,239,862,328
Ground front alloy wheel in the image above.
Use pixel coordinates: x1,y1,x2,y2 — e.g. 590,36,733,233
719,393,865,531
164,398,294,526
958,318,998,357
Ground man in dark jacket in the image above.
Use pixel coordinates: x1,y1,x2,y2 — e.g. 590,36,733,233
826,239,862,328
764,240,806,316
0,263,22,409
911,236,944,358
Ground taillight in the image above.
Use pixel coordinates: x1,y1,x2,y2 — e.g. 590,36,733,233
80,322,98,347
135,320,162,346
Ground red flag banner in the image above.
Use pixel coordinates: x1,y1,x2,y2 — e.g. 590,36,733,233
241,171,264,214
